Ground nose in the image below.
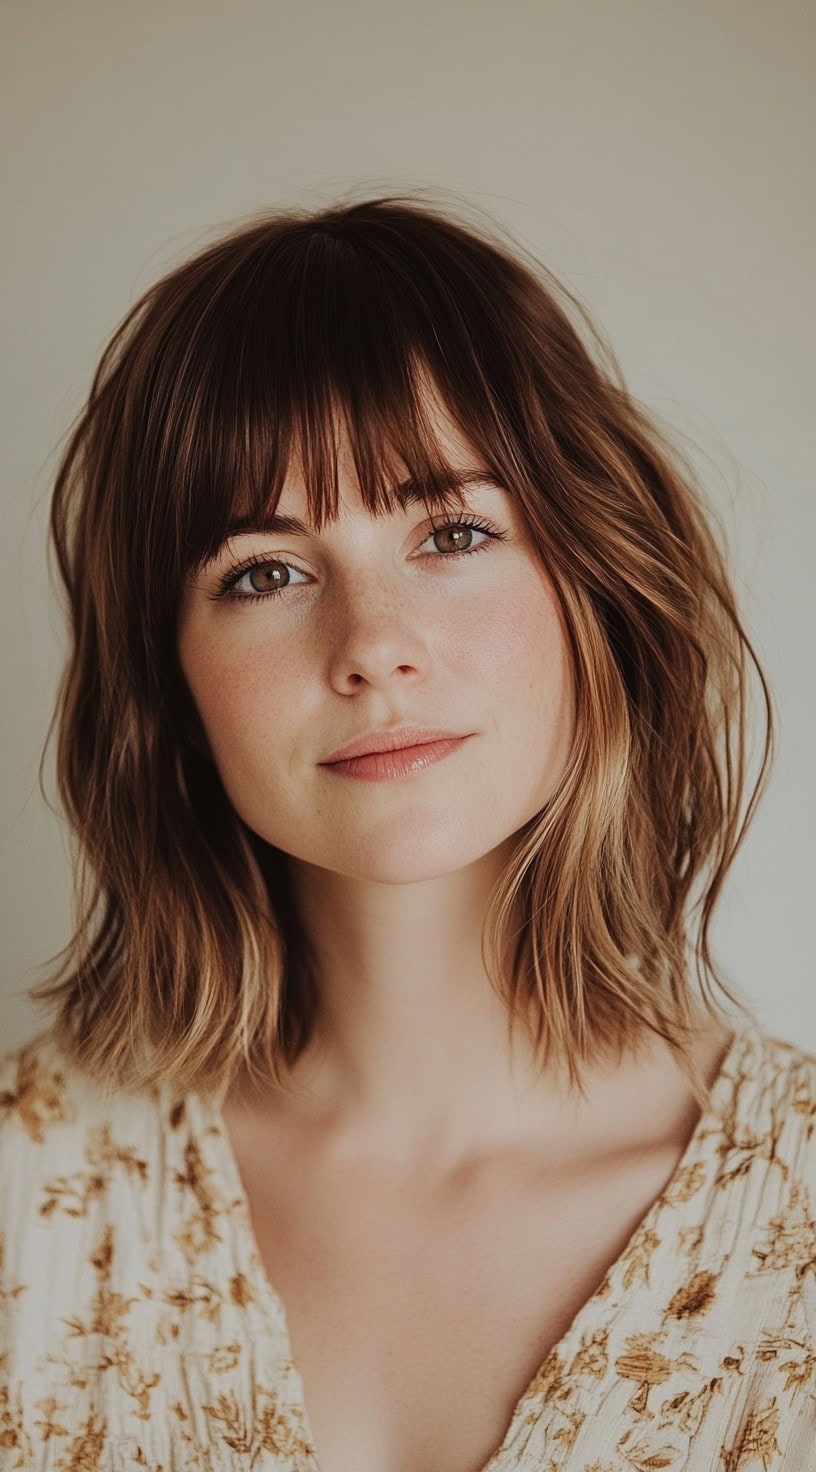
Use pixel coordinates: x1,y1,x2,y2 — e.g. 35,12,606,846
325,587,430,694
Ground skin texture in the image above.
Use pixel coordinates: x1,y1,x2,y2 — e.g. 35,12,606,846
177,380,728,1168
177,386,591,1166
177,385,733,1472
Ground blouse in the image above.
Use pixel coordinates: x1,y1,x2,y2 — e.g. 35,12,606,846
1,1015,815,1471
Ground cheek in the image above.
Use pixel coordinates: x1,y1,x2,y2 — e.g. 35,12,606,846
476,572,574,706
179,627,303,771
473,573,576,783
177,565,575,788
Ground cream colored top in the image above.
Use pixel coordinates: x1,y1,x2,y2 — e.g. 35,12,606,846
1,1017,815,1471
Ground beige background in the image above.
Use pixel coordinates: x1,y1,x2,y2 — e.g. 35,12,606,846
2,0,813,1053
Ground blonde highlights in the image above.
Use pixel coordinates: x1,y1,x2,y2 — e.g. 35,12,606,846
29,191,773,1109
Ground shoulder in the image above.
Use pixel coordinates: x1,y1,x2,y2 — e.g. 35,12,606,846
0,1025,86,1182
1,1024,81,1128
723,1018,816,1298
721,1017,816,1171
712,1020,816,1432
0,1028,169,1319
0,1025,174,1205
0,1024,130,1170
0,1026,205,1414
732,1018,816,1141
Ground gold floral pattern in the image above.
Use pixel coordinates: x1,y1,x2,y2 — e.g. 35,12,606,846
1,1019,816,1469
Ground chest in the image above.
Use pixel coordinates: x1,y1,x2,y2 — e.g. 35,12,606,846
225,1130,683,1472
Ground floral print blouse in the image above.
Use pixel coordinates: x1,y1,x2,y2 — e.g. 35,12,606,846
1,1016,815,1471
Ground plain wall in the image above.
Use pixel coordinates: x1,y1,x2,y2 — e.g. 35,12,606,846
2,0,814,1052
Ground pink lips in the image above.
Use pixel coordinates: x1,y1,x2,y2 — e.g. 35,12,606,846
321,724,468,764
321,735,470,781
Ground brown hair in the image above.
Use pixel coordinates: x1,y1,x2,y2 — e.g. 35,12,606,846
29,190,773,1109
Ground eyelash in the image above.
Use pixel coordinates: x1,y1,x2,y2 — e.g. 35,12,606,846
211,514,508,605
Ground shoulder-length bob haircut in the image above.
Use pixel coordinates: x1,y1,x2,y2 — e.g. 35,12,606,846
31,191,772,1109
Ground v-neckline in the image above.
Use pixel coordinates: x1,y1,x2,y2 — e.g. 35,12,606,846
198,1019,754,1472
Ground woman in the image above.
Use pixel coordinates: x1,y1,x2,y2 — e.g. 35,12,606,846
1,193,813,1472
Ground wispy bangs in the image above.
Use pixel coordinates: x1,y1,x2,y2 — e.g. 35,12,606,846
31,193,772,1104
174,218,525,589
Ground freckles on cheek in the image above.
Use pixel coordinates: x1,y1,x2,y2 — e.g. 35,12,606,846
222,651,318,776
186,636,278,742
495,582,575,729
484,576,566,667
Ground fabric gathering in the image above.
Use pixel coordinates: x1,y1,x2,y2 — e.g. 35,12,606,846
2,1016,816,1470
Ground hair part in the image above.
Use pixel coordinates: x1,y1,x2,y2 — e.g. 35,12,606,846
29,189,773,1111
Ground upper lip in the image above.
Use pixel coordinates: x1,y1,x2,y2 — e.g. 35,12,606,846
321,725,469,763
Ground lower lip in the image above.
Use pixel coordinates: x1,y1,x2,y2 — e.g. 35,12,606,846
322,736,470,781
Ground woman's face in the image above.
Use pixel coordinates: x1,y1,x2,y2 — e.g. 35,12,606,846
177,398,576,884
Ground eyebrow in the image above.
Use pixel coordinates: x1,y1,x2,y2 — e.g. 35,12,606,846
221,469,497,541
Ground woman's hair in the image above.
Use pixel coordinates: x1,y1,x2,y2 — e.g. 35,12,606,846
29,190,773,1109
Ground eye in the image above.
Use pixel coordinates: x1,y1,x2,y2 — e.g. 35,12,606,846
212,552,309,603
209,513,507,604
423,516,495,559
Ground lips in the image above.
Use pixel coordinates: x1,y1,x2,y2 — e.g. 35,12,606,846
321,725,468,764
322,736,470,781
